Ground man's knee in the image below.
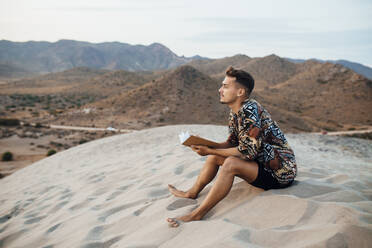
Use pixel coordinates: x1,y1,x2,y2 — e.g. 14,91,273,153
221,156,239,174
207,155,225,165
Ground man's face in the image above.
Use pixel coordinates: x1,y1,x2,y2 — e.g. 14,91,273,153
219,76,240,104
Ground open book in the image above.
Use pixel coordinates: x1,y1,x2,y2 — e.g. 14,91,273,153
178,131,219,147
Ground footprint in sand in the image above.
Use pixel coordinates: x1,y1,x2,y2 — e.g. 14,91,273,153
46,223,62,234
174,164,184,175
93,188,109,197
133,203,152,216
0,205,23,224
59,192,74,201
21,198,36,208
24,216,46,225
0,224,9,234
118,185,131,191
106,191,123,201
48,201,69,213
85,225,104,241
166,198,197,211
0,229,28,247
23,212,38,219
0,214,12,224
148,188,169,198
69,200,91,211
98,199,145,222
233,229,251,244
80,236,122,248
87,173,106,184
39,186,56,196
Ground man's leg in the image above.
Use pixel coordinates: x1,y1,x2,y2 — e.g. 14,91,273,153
167,156,259,227
168,155,226,199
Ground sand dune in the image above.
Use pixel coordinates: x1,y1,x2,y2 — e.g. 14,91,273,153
0,125,371,248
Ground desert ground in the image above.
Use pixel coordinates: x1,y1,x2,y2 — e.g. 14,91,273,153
1,123,371,179
0,125,371,247
0,125,121,178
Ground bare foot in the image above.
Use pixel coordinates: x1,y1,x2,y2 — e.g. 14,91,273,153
166,213,202,228
168,184,197,199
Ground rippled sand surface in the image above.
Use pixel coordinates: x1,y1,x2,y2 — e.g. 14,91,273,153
1,125,371,248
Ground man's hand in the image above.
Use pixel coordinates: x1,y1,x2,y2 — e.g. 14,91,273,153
190,145,210,156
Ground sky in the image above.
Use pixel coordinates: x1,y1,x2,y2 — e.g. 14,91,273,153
1,0,372,67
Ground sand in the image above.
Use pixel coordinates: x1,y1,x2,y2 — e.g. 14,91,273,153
0,127,119,177
0,124,371,248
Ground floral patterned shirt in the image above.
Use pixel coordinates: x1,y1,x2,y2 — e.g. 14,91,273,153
227,98,297,184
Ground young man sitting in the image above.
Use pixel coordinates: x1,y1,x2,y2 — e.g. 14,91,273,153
167,66,297,227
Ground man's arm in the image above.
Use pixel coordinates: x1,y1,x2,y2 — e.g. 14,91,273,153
210,140,234,149
208,147,244,158
191,145,245,159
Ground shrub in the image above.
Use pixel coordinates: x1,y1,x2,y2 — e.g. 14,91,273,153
47,149,56,156
317,79,328,84
324,126,336,132
2,151,13,161
0,118,20,126
366,80,372,88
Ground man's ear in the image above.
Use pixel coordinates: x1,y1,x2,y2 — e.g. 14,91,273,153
237,88,246,97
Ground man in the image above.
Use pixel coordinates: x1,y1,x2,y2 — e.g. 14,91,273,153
167,66,297,227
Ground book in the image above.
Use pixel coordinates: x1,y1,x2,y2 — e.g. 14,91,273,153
178,131,219,147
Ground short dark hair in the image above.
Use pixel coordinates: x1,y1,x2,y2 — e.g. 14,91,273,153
225,66,255,96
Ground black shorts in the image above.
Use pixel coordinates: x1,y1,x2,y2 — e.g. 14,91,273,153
250,163,293,191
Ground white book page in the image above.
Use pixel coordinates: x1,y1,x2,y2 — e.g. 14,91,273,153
178,131,190,144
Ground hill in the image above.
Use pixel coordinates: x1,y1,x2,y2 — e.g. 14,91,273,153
0,67,157,122
285,57,372,80
254,61,372,132
188,54,300,90
1,55,371,133
187,56,372,132
0,63,35,79
51,66,229,129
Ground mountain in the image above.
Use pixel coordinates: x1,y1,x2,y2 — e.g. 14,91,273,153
285,57,372,80
187,55,372,132
188,54,300,90
50,66,229,129
0,40,202,74
2,67,109,95
0,67,154,122
241,54,299,86
2,53,371,133
254,61,372,132
187,54,252,79
0,63,35,79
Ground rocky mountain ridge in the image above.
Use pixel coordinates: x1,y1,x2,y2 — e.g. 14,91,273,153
0,40,203,74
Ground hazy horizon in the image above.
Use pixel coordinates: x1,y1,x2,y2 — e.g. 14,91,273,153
1,0,371,67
